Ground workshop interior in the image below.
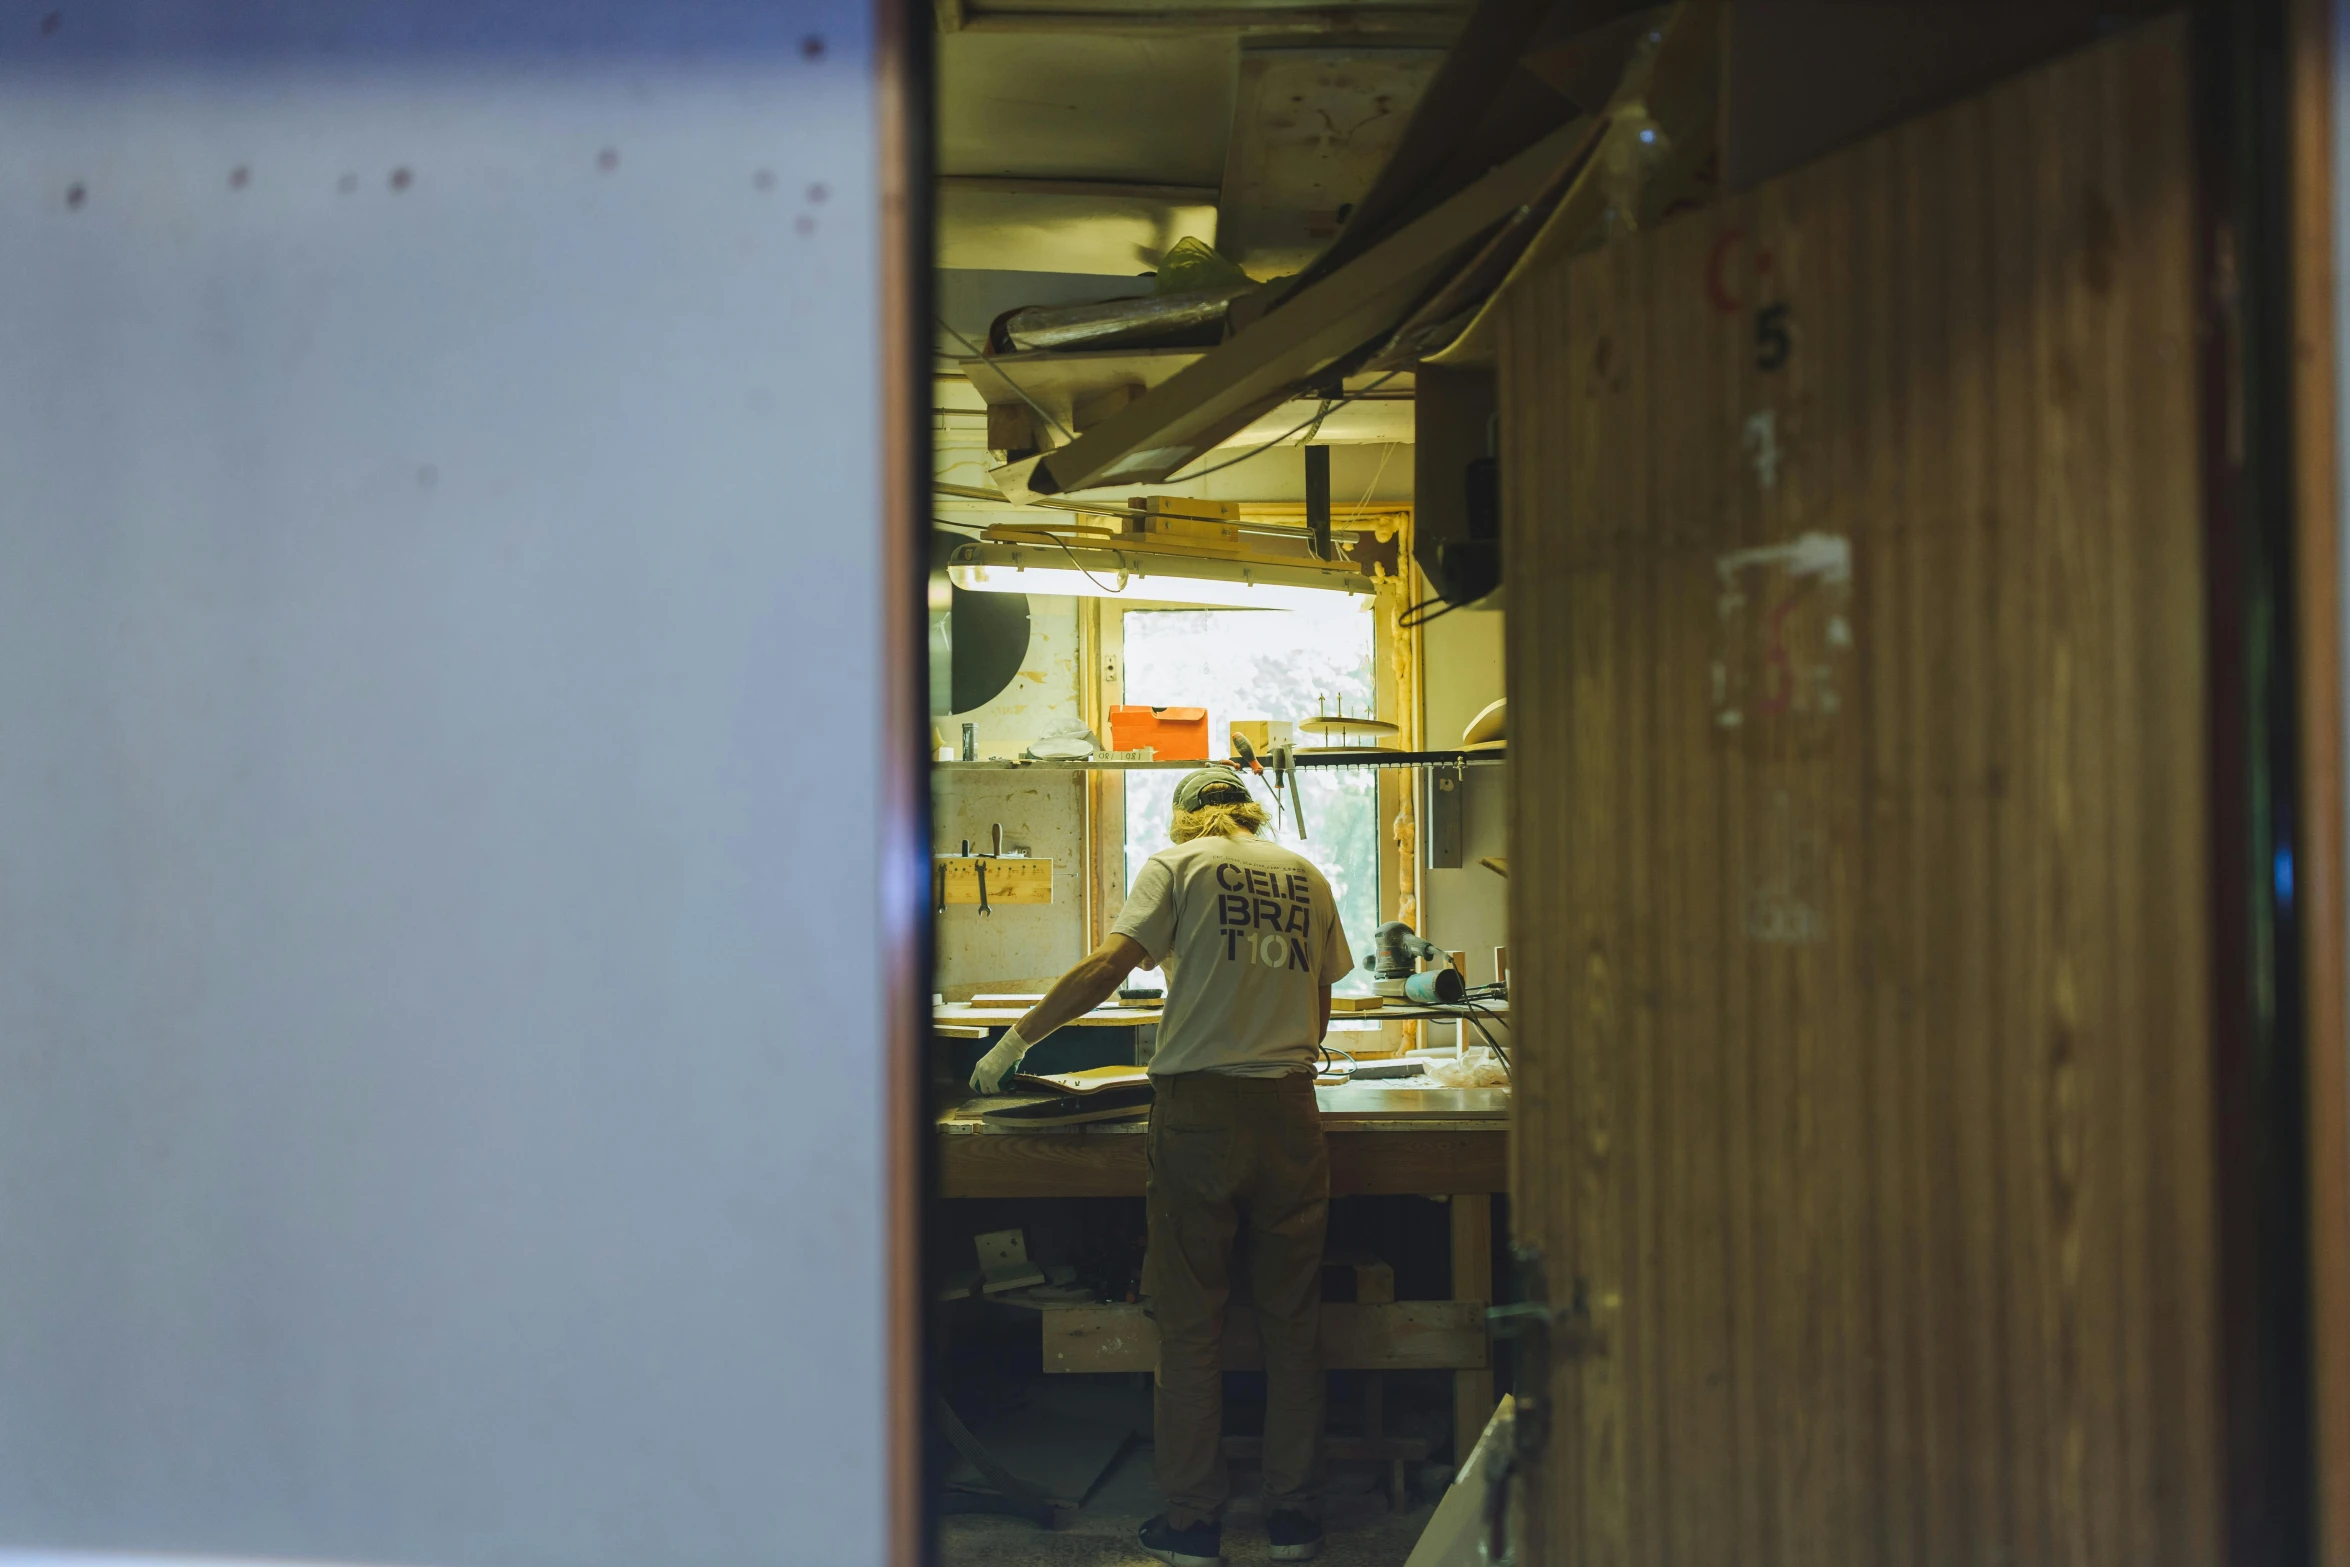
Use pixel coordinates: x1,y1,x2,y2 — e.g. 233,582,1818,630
924,2,2348,1564
7,1,2350,1564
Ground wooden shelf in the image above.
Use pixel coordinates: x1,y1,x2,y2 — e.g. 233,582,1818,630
1041,1301,1486,1374
934,748,1504,773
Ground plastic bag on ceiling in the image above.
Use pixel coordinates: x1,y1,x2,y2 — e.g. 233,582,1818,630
1155,236,1251,296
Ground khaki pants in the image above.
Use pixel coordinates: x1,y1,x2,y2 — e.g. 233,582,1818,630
1145,1070,1329,1528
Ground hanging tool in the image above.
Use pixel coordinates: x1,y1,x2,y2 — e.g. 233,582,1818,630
1233,733,1285,830
1276,741,1307,840
974,824,1003,917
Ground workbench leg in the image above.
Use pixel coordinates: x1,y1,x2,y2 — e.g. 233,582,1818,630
1450,1193,1495,1466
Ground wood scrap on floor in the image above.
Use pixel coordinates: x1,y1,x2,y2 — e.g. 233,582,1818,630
1402,1396,1515,1567
974,1228,1047,1294
941,1379,1149,1515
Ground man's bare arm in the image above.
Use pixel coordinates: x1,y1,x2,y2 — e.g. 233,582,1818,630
1015,934,1149,1046
1318,983,1332,1044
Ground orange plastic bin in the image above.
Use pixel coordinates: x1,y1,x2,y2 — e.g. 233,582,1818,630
1109,705,1210,761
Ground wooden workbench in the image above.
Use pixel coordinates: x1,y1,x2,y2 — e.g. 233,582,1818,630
932,1001,1508,1032
938,1081,1507,1458
932,1003,1161,1030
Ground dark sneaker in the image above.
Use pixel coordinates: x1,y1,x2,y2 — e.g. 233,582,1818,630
1137,1514,1224,1567
1268,1509,1325,1561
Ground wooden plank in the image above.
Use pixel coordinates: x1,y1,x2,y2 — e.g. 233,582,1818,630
1861,107,1925,1567
1808,117,1873,1563
2290,0,2350,1560
934,857,1053,905
1500,16,2220,1563
1449,1193,1495,1461
1012,117,1596,497
1500,150,1582,1556
1323,1248,1398,1305
1985,54,2051,1567
1934,79,2004,1567
954,9,1469,39
1336,1129,1506,1196
937,1125,1507,1199
1040,1301,1488,1374
1649,174,1736,1567
1587,205,1642,1566
2123,27,2220,1563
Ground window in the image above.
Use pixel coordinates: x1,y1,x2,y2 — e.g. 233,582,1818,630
1115,599,1380,993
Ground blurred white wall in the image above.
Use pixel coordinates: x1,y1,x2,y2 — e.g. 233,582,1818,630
0,5,903,1563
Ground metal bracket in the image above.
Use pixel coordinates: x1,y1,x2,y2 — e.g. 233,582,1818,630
1481,1248,1605,1564
1427,758,1464,868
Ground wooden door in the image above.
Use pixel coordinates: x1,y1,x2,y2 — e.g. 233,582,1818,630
1499,17,2223,1563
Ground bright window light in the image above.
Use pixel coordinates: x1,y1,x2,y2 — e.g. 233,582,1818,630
947,541,1374,612
1120,601,1380,994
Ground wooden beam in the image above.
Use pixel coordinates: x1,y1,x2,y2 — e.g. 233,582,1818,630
1007,115,1596,498
1041,1301,1488,1373
937,1125,1507,1197
1450,1193,1496,1458
958,8,1465,37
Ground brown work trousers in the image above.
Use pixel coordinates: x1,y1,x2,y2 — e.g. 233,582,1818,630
1145,1069,1329,1528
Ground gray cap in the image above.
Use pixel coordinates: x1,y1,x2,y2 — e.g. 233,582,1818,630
1174,765,1254,811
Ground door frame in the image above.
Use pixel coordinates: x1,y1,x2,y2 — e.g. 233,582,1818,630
881,0,935,1557
2284,0,2350,1561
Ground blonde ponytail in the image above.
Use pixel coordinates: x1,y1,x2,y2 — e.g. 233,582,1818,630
1170,800,1270,843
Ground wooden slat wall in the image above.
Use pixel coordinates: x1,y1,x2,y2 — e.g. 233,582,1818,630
1499,18,2222,1563
2288,0,2350,1557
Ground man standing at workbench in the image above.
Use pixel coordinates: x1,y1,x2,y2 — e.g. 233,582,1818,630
970,764,1352,1565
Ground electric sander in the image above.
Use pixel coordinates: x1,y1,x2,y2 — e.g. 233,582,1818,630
1358,920,1465,1004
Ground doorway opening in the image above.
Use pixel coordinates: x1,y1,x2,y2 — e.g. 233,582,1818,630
918,4,2333,1564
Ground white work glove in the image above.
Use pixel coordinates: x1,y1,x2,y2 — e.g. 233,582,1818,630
970,1028,1033,1095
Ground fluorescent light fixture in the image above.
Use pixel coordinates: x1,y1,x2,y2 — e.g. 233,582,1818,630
947,541,1374,612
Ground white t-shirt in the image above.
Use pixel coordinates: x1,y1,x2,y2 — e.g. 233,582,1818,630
1110,832,1354,1077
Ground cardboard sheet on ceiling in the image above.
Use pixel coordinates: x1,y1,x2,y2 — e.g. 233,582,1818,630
1217,47,1444,280
937,33,1237,188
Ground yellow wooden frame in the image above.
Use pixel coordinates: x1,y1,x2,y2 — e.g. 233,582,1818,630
1078,505,1421,955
